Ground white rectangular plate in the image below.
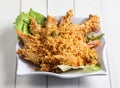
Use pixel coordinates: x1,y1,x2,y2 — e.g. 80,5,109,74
16,16,107,78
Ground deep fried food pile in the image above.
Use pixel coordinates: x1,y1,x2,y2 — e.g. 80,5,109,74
17,10,100,73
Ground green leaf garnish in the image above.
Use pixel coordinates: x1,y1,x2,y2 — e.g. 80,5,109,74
57,64,100,72
86,33,104,43
14,8,46,35
89,56,94,60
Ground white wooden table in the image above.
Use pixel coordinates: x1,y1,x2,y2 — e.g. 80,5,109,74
0,0,120,88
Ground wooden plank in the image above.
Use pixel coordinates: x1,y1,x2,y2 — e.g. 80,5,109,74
48,0,74,16
16,0,47,88
21,0,47,16
0,0,20,88
16,76,47,88
47,0,79,88
79,76,110,88
48,76,79,88
101,0,120,88
75,0,101,17
75,0,111,88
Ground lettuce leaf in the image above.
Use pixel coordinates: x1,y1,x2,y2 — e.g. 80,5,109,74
57,64,100,72
29,8,46,27
93,33,104,40
83,65,100,72
14,12,30,34
86,33,104,43
57,65,84,72
14,8,46,34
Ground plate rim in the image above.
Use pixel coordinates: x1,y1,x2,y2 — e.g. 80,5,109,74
15,16,108,78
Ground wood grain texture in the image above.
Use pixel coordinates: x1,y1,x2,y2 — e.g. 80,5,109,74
48,0,74,16
102,0,120,88
16,76,47,88
75,0,101,17
21,0,47,16
0,0,20,88
79,76,110,88
48,76,79,88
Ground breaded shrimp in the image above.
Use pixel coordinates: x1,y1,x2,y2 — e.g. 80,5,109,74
45,15,58,29
58,9,73,27
16,30,40,45
79,15,100,33
88,40,100,48
17,48,42,66
29,18,42,35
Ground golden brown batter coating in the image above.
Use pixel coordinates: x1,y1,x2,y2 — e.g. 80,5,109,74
17,10,100,73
